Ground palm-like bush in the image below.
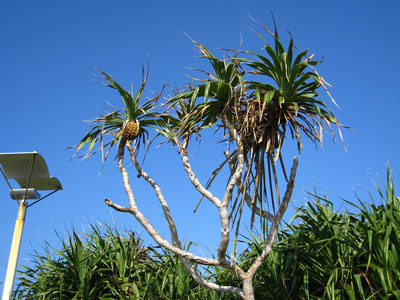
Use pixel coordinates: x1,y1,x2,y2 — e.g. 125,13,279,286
166,26,344,234
14,223,222,300
14,223,156,299
239,27,344,221
216,166,400,299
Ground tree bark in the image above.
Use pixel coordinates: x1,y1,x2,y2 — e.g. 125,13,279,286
242,278,255,300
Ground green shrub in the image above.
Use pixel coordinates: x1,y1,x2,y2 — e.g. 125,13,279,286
216,167,400,299
14,224,219,299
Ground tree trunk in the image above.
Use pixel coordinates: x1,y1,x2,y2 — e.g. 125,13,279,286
242,278,255,300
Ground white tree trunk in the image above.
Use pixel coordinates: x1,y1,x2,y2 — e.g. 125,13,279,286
242,278,255,300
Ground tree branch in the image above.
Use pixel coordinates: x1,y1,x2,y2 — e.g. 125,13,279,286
105,198,132,212
224,151,274,222
179,144,222,208
221,115,245,207
246,157,298,277
216,115,245,262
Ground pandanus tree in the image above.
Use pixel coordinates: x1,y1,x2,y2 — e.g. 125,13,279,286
72,23,344,300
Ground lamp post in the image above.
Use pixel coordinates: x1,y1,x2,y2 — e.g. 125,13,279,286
0,152,62,300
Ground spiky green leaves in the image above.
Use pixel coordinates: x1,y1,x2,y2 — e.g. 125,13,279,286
163,26,346,231
71,22,346,233
70,68,161,162
164,42,245,146
243,33,342,153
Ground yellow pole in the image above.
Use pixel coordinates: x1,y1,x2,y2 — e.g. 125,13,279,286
2,201,27,300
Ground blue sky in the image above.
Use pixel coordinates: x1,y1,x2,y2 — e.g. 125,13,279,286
1,0,399,289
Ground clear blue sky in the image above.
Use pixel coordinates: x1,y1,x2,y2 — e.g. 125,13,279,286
1,0,399,289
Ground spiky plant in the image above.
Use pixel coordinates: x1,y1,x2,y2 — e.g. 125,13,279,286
70,67,162,162
165,24,345,245
167,40,245,142
216,166,400,300
234,24,346,226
